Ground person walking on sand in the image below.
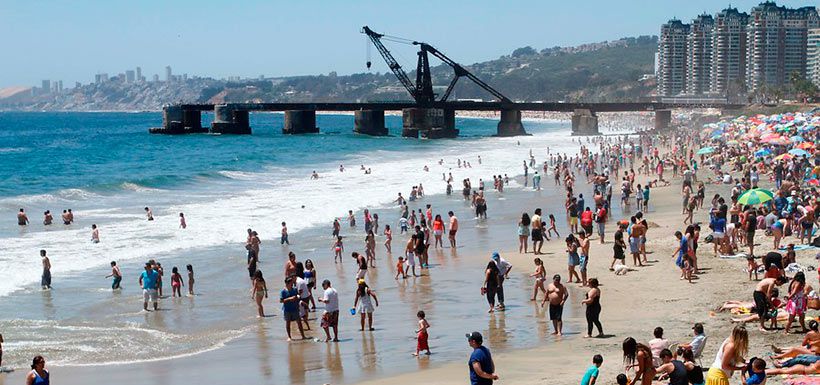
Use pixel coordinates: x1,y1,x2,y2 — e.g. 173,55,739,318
491,252,512,311
353,279,379,331
566,234,582,284
704,325,748,385
414,310,431,356
40,249,51,289
318,279,339,342
531,209,544,254
280,277,306,341
448,211,459,248
582,278,603,338
579,231,591,286
543,274,568,335
467,331,498,385
250,270,268,317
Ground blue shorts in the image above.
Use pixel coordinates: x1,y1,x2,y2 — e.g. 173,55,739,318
628,238,639,253
579,255,588,272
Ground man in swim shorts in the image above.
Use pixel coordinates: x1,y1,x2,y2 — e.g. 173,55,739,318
448,211,458,248
753,276,786,331
543,274,568,335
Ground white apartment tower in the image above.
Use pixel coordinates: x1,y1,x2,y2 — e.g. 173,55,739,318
711,7,749,95
686,14,714,95
658,19,690,96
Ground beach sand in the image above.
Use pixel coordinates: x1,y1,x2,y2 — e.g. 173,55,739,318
2,139,816,385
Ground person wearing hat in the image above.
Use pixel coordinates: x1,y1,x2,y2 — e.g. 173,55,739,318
491,252,512,311
466,331,498,385
678,323,707,360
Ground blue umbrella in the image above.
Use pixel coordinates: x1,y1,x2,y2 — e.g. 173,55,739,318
789,148,809,157
754,149,771,157
790,135,804,143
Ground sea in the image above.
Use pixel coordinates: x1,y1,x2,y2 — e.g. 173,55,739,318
0,111,596,384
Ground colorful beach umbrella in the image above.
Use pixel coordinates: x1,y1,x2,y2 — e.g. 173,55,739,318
807,179,820,187
696,147,715,155
737,188,774,206
774,153,794,161
754,149,771,157
790,135,805,142
796,142,815,150
788,149,809,157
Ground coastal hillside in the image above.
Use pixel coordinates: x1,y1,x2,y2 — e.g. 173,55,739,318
0,36,658,110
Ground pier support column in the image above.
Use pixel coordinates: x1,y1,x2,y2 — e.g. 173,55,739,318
571,109,599,135
150,105,185,134
402,108,458,139
654,109,672,130
283,110,318,134
496,109,527,136
353,110,387,136
182,109,206,133
211,104,252,134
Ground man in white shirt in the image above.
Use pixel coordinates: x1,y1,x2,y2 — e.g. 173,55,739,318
318,279,339,342
295,274,311,328
492,252,512,311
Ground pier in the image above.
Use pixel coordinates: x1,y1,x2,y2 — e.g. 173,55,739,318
150,100,741,137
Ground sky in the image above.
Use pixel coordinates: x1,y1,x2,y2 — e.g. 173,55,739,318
0,0,816,88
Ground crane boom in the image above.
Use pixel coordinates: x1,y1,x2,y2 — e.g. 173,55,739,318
361,26,511,104
361,26,418,102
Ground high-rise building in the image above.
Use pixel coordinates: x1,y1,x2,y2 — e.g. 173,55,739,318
746,2,820,92
658,19,691,96
710,7,749,95
686,14,714,95
136,67,142,83
56,80,63,93
153,74,160,82
95,73,109,84
808,28,820,87
125,70,135,83
41,80,51,93
165,66,172,83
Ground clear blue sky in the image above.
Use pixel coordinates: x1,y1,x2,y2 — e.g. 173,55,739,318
0,0,815,88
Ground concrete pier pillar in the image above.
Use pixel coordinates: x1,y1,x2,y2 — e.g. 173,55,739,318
182,109,206,133
283,110,318,134
402,108,458,139
654,109,672,130
151,105,184,134
353,110,387,136
496,109,527,136
211,104,252,134
571,109,599,135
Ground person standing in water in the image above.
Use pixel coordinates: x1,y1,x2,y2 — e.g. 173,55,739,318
105,261,122,290
414,310,431,356
251,270,268,317
582,278,603,338
318,279,339,342
544,274,568,335
91,224,100,243
448,211,459,248
18,208,29,226
179,213,186,229
280,277,307,341
144,207,154,221
139,262,159,311
40,250,51,289
170,267,184,297
186,264,195,295
43,210,53,226
281,222,289,245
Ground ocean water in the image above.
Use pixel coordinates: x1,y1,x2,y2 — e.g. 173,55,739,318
0,111,593,382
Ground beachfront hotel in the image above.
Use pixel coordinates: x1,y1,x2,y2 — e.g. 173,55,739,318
657,1,819,97
808,28,820,87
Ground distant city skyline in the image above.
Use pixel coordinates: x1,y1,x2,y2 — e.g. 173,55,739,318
1,0,817,88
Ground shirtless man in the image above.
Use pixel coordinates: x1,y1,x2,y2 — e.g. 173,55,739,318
448,211,459,248
17,209,28,226
542,274,568,335
753,276,787,331
66,209,74,223
250,231,261,262
629,217,646,267
578,231,591,286
40,249,51,289
43,210,53,225
284,252,298,279
144,207,154,221
61,210,70,225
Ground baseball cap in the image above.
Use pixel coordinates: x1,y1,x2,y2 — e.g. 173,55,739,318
465,331,483,344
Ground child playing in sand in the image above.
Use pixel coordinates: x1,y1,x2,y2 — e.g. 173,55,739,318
332,236,344,263
171,266,184,297
395,256,407,279
413,310,431,356
186,264,194,295
747,255,759,281
581,354,603,385
741,358,767,385
616,374,627,385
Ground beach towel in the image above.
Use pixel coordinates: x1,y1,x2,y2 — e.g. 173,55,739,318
779,244,819,252
786,263,810,273
719,253,749,259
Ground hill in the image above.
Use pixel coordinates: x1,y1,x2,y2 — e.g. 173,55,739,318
0,36,658,111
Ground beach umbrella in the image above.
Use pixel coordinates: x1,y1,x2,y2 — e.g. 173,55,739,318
696,147,715,155
789,149,809,157
807,179,820,187
790,135,804,143
796,142,815,150
774,153,794,161
737,188,774,206
754,149,771,157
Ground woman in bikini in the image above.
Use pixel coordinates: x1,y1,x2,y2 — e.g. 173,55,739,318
622,337,655,385
250,270,268,317
772,320,820,359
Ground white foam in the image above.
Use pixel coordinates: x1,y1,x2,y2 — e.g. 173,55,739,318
0,122,580,297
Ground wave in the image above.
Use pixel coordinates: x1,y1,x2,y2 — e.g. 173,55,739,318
0,147,30,154
119,182,163,192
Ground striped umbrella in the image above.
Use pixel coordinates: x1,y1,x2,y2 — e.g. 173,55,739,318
737,188,774,206
774,153,794,161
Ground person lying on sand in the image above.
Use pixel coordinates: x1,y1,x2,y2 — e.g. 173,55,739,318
769,320,820,360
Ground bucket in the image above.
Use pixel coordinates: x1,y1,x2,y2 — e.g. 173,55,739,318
349,307,356,315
